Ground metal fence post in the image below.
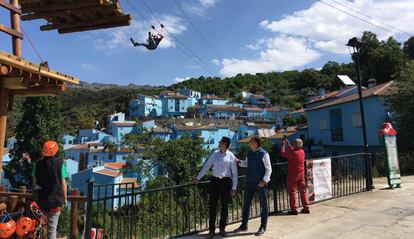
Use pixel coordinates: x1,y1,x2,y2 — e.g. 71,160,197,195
70,188,79,239
364,153,373,191
368,154,374,190
85,178,95,239
272,164,278,213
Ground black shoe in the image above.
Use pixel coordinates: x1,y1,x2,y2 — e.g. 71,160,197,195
233,225,248,233
130,38,137,46
219,229,228,237
160,24,165,28
206,231,215,239
255,227,266,236
287,210,298,215
301,209,310,214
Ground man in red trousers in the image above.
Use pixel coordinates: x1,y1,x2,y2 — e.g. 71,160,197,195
281,138,310,215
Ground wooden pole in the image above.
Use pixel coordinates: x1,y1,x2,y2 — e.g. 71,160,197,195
0,88,10,185
10,0,22,58
70,189,79,239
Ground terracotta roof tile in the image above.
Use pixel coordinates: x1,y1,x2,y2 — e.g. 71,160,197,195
105,162,128,170
113,122,136,127
120,178,140,189
307,81,394,111
96,169,121,178
244,107,264,112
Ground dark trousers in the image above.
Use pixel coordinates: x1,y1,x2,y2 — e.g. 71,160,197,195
209,177,232,231
241,183,268,228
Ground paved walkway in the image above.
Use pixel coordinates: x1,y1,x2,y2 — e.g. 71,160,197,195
181,176,414,239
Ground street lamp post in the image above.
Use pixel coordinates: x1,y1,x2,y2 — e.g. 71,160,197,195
346,37,373,190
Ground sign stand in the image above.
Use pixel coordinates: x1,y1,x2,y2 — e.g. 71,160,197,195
380,123,401,189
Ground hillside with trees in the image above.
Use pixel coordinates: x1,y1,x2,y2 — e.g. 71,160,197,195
6,31,412,142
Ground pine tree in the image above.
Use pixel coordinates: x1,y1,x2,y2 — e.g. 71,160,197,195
4,97,63,187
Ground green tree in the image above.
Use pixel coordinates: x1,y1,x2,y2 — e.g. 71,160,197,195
5,97,64,188
359,32,407,84
387,61,414,151
403,36,414,60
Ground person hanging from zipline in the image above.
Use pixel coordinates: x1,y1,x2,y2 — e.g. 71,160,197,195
130,24,164,50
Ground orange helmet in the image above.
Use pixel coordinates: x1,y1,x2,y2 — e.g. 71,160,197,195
42,141,59,157
0,215,16,239
16,217,35,236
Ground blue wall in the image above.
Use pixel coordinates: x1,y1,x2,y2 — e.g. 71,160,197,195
307,97,387,148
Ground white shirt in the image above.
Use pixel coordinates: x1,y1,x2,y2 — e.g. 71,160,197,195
239,148,272,183
196,150,238,190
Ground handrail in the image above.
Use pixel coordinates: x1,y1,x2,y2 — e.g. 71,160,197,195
0,191,86,201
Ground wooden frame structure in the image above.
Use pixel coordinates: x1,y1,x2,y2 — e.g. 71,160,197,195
20,0,131,34
0,0,80,183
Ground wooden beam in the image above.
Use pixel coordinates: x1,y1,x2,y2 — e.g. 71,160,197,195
22,0,106,14
0,52,79,85
0,0,21,14
12,84,67,96
40,14,131,31
0,24,23,39
0,77,29,89
58,18,131,34
21,2,121,21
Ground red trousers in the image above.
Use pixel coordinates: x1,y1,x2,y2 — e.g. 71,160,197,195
288,174,310,211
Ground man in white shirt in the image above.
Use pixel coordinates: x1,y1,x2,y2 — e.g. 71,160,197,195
234,136,272,236
193,137,238,239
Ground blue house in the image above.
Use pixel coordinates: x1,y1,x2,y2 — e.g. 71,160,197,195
63,134,75,148
71,163,140,209
1,148,12,188
179,87,201,106
111,122,136,143
75,129,113,144
152,127,173,141
129,95,162,118
237,122,276,140
64,143,135,170
244,107,265,120
264,107,291,127
305,81,393,154
248,94,270,107
6,137,16,149
199,105,244,119
160,92,190,118
198,95,228,106
268,125,308,146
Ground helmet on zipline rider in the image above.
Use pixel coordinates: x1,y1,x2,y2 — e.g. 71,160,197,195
42,141,59,157
16,217,36,237
0,215,16,239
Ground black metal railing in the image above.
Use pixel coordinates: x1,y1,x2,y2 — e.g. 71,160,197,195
85,153,371,239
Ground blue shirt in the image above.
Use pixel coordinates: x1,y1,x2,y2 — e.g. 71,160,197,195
196,150,238,190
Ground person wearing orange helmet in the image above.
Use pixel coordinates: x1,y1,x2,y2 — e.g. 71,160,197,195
32,141,69,239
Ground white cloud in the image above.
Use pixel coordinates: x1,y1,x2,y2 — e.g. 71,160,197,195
81,63,93,70
91,15,187,53
173,77,191,83
217,0,414,77
219,36,320,77
211,59,220,65
259,0,414,54
183,0,219,16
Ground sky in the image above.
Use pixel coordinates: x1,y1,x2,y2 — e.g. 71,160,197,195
0,0,413,86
